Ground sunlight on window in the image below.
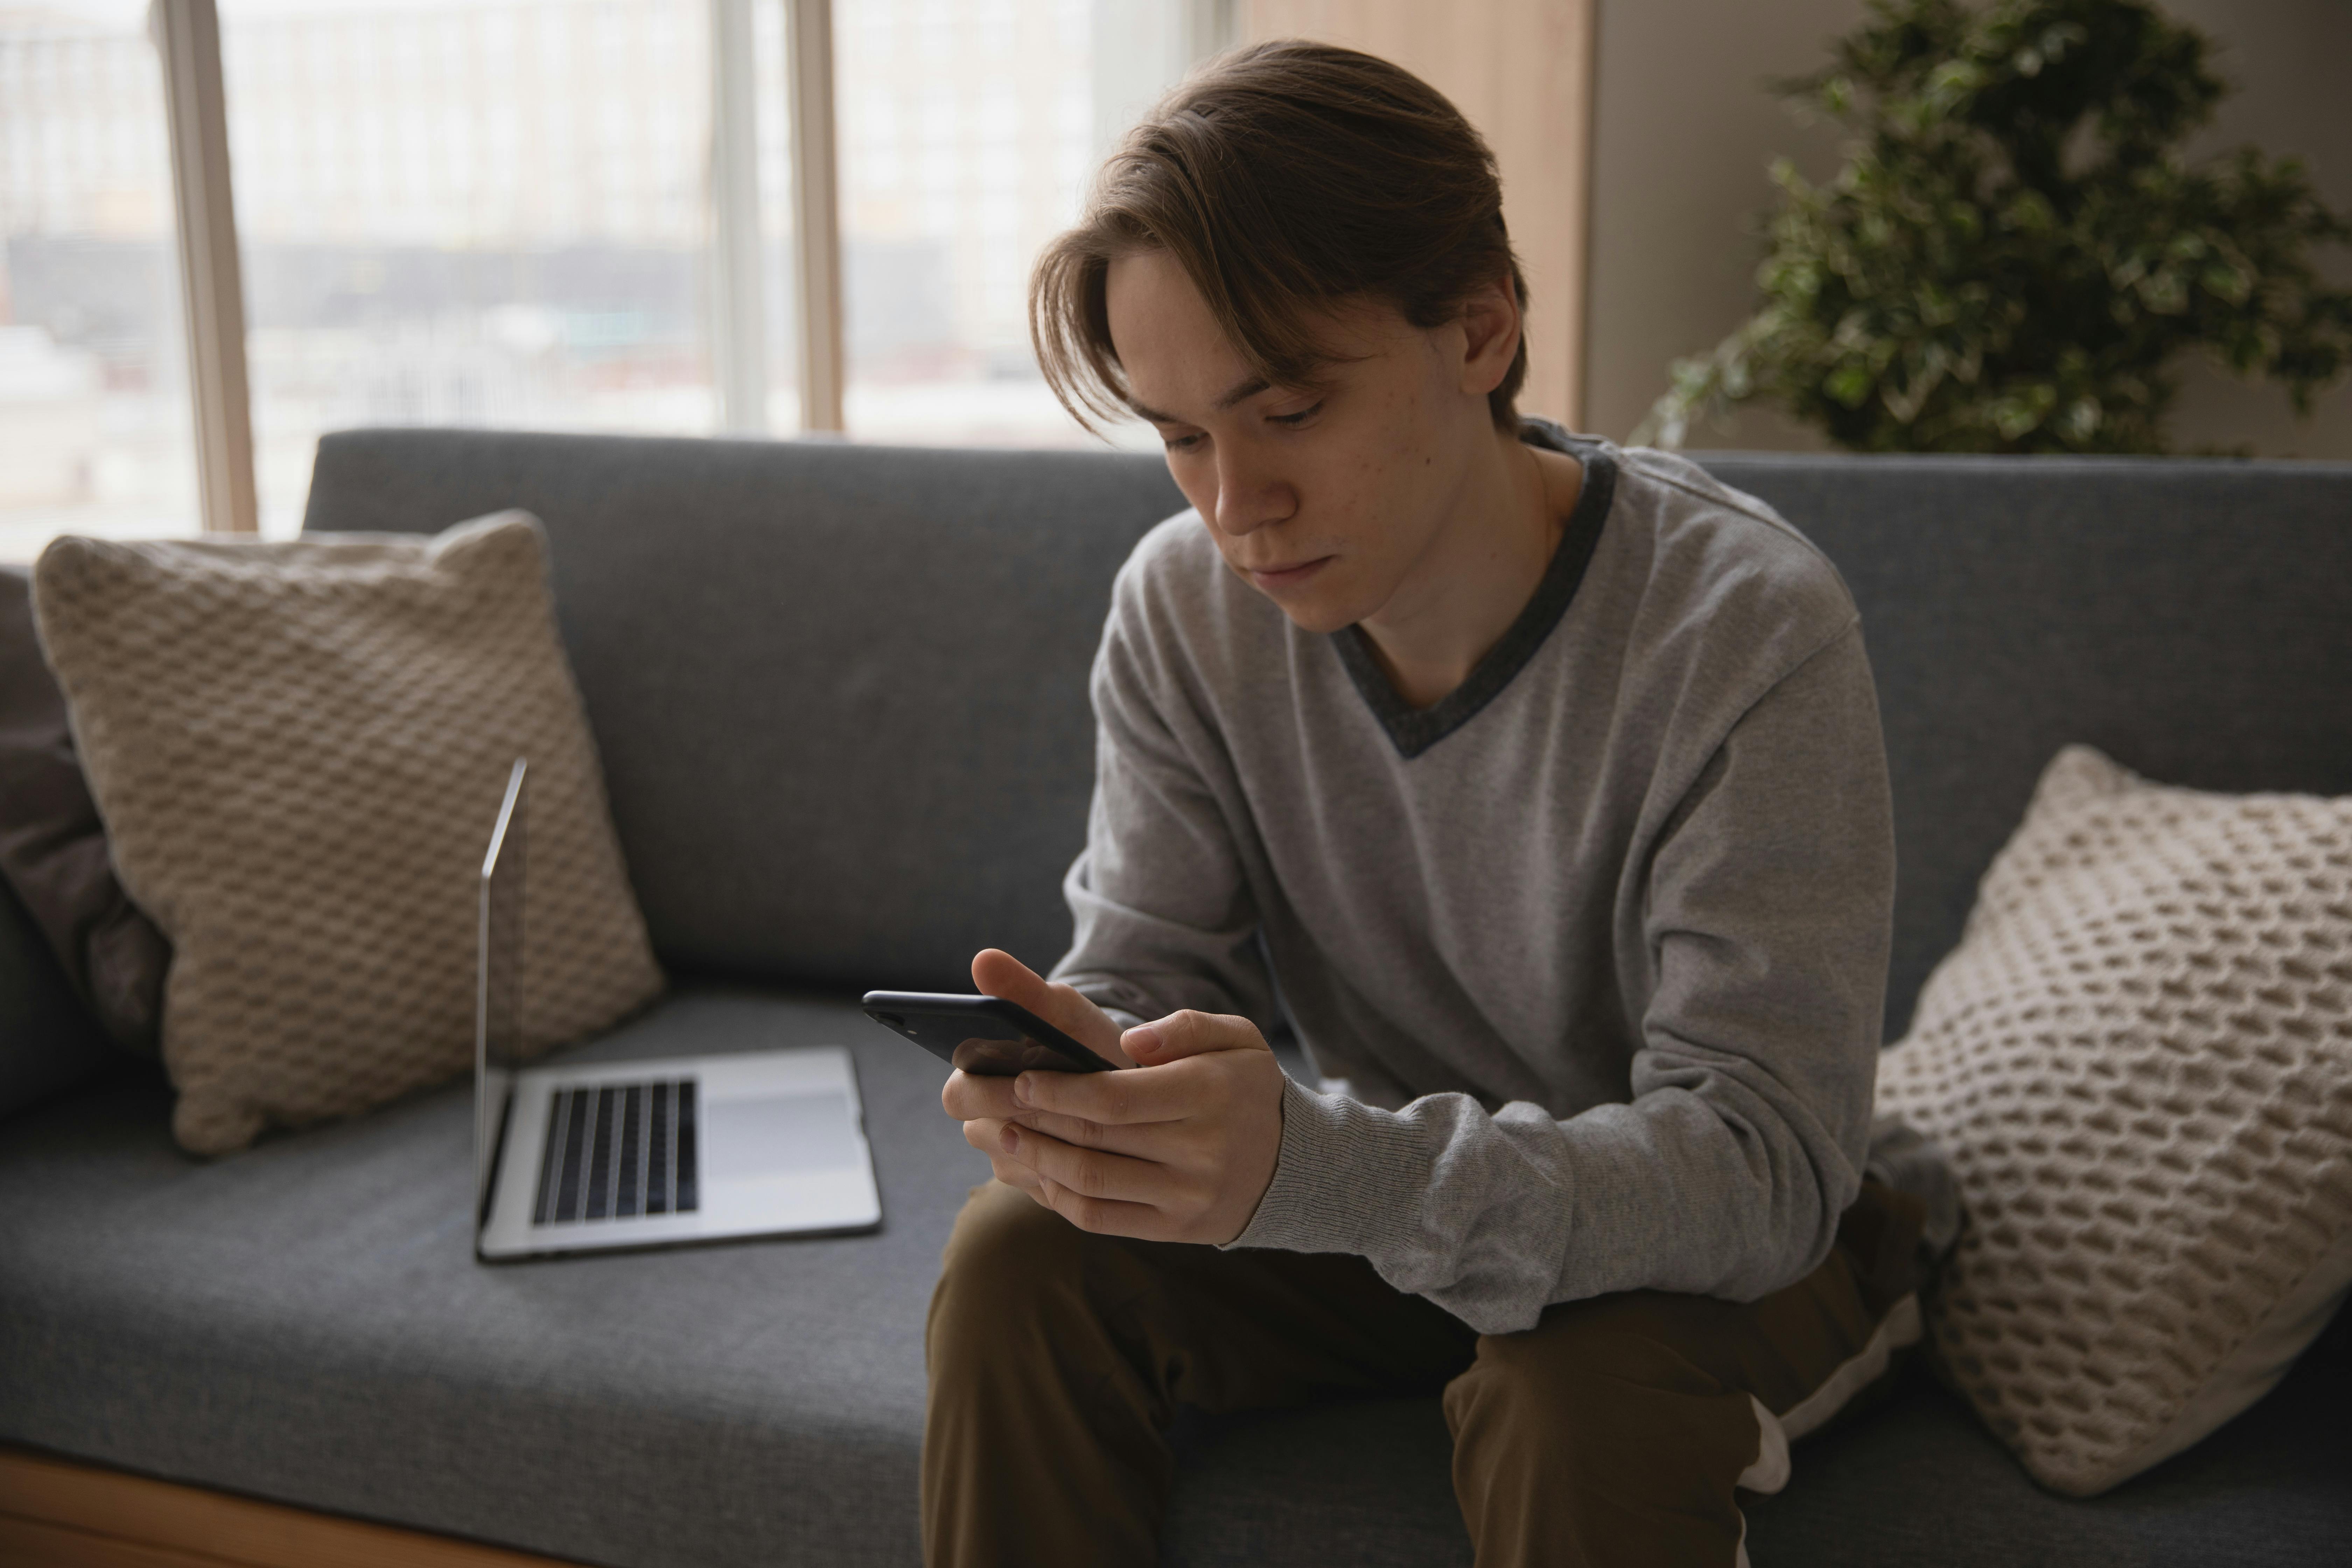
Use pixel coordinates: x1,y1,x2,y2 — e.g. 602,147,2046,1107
834,0,1184,451
0,0,202,563
4,0,1197,561
217,0,748,535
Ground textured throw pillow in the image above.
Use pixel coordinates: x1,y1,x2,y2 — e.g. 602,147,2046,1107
1876,746,2351,1496
32,514,664,1155
0,563,170,1057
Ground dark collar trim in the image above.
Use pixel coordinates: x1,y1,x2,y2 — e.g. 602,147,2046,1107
1332,425,1615,760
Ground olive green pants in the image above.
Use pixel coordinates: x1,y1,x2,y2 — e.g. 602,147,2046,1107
923,1177,1925,1568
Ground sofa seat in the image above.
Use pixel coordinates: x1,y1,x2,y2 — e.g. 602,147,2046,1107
0,987,954,1568
1162,1351,2351,1568
2,982,2344,1568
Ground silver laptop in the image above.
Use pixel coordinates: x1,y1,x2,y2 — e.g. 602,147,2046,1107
473,759,882,1261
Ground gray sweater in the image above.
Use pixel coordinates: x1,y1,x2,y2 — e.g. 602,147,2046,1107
1052,425,1896,1336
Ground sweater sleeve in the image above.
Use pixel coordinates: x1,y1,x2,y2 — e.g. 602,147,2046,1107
1048,558,1279,1033
1228,623,1894,1335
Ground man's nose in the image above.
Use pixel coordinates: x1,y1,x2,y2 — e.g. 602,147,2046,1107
1210,447,1292,537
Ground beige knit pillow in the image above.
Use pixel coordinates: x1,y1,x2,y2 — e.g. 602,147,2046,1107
1876,746,2352,1496
32,513,663,1155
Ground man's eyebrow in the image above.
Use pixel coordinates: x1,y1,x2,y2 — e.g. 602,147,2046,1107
1128,374,1276,427
1213,375,1270,411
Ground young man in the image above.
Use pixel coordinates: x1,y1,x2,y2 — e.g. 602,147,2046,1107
927,40,1926,1568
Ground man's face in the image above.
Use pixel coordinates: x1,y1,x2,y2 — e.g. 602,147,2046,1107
1104,248,1500,635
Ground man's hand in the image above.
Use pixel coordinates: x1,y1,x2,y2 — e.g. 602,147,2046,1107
939,949,1285,1245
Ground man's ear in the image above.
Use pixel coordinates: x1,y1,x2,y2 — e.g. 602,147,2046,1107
1457,276,1522,399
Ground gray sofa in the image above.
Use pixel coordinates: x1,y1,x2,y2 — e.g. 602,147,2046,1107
3,428,2348,1567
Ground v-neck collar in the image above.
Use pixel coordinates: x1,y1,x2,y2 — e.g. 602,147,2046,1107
1331,420,1615,760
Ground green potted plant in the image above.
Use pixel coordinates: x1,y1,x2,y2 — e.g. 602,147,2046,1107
1636,0,2352,454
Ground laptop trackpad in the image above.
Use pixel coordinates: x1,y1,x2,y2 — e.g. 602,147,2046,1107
703,1091,863,1180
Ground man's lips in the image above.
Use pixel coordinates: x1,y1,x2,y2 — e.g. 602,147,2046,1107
1244,555,1335,589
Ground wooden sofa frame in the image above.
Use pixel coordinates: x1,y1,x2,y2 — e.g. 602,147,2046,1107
0,1448,578,1568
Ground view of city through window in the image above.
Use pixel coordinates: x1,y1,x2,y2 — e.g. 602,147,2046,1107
1,0,1185,556
1,0,200,560
217,0,733,534
837,0,1194,450
838,0,1093,445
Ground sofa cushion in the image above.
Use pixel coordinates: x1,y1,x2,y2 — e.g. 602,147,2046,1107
1,982,2345,1567
1876,746,2352,1496
30,515,663,1154
0,563,167,1059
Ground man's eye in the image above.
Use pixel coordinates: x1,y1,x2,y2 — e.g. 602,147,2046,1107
1269,402,1323,427
1164,432,1204,452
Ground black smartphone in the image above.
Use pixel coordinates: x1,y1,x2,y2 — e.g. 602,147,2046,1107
861,991,1125,1077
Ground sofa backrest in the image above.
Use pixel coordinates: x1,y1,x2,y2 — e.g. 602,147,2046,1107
304,430,1184,993
303,431,2352,1035
1703,453,2352,1034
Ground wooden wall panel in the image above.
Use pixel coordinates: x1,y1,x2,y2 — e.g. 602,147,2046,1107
1233,0,1595,428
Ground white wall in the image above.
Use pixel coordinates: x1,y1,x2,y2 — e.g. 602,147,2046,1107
1582,0,2352,457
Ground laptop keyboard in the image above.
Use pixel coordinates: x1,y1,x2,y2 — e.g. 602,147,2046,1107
532,1078,699,1225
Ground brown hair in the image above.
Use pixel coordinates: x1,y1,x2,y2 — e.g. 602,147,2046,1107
1031,39,1530,435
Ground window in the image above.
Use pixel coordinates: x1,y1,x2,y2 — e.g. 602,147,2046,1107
217,0,755,536
4,0,1224,558
0,0,201,561
835,0,1193,447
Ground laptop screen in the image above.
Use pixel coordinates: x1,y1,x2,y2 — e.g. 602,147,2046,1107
475,758,527,1240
